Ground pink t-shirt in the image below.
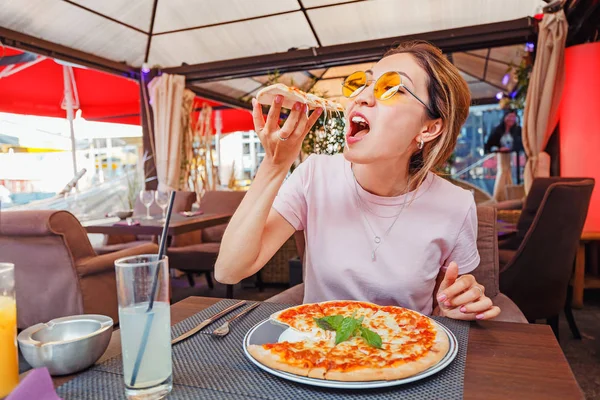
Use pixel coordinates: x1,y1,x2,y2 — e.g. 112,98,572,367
272,154,480,315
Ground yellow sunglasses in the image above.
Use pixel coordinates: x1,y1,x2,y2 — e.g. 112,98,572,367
342,71,436,116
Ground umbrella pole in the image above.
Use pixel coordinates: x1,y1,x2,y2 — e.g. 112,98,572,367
63,65,78,180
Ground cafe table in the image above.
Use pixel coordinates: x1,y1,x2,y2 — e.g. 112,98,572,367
51,296,583,399
82,212,232,237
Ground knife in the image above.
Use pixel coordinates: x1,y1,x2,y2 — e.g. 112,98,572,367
171,300,247,345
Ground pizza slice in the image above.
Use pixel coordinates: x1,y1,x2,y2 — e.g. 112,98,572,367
256,83,344,112
269,303,333,340
320,336,391,381
363,306,431,344
247,338,334,378
318,300,380,320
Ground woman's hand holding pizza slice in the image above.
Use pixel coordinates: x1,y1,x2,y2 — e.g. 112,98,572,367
251,94,322,171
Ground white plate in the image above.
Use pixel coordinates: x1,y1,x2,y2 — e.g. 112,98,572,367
243,318,458,389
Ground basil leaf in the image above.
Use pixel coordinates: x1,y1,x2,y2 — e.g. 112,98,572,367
314,317,333,331
314,315,344,331
336,317,360,344
359,326,383,349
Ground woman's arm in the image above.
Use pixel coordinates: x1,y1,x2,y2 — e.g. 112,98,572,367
214,162,295,284
214,97,322,284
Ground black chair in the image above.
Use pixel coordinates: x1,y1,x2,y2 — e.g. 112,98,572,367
499,178,595,340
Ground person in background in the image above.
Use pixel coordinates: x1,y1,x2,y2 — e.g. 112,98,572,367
484,110,524,153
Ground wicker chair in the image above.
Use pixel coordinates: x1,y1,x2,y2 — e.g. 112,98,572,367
258,236,298,286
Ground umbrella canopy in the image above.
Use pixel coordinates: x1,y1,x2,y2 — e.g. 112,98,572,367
0,47,254,133
0,0,544,109
0,47,141,124
0,0,543,68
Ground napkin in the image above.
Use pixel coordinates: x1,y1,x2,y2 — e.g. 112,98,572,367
6,368,61,400
180,210,203,217
113,220,140,226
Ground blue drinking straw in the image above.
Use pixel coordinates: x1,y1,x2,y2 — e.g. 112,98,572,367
130,190,176,387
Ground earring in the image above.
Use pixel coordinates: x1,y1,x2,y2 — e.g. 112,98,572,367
417,138,424,150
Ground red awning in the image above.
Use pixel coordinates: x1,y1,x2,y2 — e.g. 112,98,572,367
0,47,253,133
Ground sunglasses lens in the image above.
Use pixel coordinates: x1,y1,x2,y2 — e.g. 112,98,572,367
342,71,367,98
374,72,402,101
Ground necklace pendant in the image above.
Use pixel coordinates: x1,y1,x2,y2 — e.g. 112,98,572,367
371,251,376,261
374,236,381,244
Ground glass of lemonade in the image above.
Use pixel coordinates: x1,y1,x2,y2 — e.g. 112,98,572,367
115,255,172,400
0,263,18,398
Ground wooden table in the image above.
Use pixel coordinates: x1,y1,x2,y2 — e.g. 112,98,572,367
572,231,600,308
83,212,232,236
51,296,583,399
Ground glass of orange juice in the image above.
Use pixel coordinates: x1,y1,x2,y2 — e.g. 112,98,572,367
0,263,18,398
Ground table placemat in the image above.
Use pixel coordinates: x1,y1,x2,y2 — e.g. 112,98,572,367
57,299,470,399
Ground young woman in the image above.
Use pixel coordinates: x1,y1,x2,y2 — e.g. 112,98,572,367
215,40,500,321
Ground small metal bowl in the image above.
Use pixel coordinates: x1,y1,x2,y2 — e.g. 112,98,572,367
18,314,113,376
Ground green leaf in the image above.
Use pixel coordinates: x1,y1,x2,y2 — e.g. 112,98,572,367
359,326,383,349
314,315,344,331
336,317,361,345
317,315,381,348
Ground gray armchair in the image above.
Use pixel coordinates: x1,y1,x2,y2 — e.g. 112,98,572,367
0,210,158,328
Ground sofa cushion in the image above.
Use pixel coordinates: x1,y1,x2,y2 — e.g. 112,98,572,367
471,206,499,298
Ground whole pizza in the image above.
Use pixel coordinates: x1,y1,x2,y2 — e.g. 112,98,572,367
247,300,450,382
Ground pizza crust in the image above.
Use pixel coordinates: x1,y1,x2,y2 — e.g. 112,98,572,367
325,367,388,382
429,320,451,362
247,344,311,377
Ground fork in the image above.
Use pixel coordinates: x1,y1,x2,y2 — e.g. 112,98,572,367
211,302,261,337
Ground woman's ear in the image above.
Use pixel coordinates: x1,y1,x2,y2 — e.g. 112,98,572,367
419,118,444,144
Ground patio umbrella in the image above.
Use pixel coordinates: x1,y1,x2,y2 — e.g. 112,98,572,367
147,73,195,192
522,9,568,192
0,47,141,124
0,46,254,156
0,46,142,178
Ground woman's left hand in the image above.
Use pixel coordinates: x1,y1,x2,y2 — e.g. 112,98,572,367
435,262,501,320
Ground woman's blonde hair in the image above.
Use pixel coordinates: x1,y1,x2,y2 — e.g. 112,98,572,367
383,40,471,188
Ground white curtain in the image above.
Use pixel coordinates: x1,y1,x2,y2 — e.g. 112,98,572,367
522,10,568,192
148,73,195,191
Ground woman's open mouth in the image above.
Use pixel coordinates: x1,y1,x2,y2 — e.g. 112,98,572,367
346,112,371,145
